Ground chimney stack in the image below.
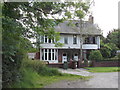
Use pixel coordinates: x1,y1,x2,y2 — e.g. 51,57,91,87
89,15,94,24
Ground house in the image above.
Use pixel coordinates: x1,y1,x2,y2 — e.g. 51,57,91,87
38,16,102,66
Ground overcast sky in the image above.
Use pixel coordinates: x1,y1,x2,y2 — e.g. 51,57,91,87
90,0,119,37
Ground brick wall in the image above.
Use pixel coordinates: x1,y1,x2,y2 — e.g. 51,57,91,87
34,52,40,59
47,63,63,68
92,60,120,67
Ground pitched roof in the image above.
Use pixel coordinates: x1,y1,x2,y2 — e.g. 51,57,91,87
54,21,102,35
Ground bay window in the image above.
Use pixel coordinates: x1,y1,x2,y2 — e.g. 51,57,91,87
41,49,58,61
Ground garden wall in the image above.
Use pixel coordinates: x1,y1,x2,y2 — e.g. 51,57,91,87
92,60,120,67
47,63,63,68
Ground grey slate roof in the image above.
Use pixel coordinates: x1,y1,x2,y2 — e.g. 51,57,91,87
54,21,102,35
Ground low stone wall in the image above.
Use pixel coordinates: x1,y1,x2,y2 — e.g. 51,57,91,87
92,60,120,67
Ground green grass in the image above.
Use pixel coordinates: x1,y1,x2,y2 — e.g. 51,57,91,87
84,67,120,73
9,58,90,88
10,68,88,88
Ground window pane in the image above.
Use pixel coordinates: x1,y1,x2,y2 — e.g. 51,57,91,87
52,53,54,60
45,49,47,52
45,35,47,43
52,49,54,52
93,37,96,44
48,39,51,43
64,37,68,44
48,49,51,60
42,49,44,60
73,35,77,44
45,53,47,60
41,36,44,43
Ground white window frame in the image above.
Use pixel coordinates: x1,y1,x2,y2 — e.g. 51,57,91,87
42,49,58,61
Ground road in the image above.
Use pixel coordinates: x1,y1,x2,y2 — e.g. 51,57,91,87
44,69,119,88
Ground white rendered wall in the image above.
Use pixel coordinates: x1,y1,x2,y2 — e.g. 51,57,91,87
40,34,100,49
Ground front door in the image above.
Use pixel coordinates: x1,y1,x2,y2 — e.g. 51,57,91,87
74,53,78,61
62,53,67,63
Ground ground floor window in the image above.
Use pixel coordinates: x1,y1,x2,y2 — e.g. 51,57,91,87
41,49,58,61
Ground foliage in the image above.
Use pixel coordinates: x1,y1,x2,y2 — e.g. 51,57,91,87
84,67,120,72
106,29,120,49
106,43,119,58
2,12,28,88
100,44,112,58
117,53,120,60
22,58,62,76
10,58,87,88
89,50,103,60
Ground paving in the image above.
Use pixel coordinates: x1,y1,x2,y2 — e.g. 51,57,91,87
58,68,92,76
45,68,119,88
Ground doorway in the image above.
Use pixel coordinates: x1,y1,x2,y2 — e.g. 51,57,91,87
62,53,67,63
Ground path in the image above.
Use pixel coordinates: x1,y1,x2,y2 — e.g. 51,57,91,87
44,68,118,88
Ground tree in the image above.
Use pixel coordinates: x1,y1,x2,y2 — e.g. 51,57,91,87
106,29,120,49
100,44,112,58
89,50,103,60
106,43,119,58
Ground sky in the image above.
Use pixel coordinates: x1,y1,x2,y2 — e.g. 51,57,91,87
90,0,119,37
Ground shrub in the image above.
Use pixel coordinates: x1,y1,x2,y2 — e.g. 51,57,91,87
38,66,62,76
22,58,62,76
22,58,46,71
89,50,103,60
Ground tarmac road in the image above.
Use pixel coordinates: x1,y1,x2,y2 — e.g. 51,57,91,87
44,69,119,88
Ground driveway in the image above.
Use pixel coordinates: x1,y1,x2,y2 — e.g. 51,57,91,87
44,68,118,88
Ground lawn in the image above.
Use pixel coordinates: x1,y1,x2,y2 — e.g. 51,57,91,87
84,67,120,73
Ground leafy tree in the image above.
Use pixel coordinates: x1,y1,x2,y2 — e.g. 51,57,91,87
100,44,112,58
106,43,119,58
89,50,103,60
106,29,120,49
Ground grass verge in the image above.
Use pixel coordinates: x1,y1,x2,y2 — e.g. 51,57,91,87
10,68,89,88
84,67,120,73
10,58,90,88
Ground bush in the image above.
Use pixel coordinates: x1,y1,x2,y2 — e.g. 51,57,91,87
89,50,103,60
38,66,62,76
22,58,62,76
22,58,46,71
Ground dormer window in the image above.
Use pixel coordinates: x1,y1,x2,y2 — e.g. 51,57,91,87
73,35,77,44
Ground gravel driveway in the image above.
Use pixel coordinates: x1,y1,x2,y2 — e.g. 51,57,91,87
44,68,119,88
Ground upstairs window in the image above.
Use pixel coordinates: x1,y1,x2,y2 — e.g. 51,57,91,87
41,35,54,43
84,36,96,44
64,37,68,44
73,35,77,44
45,35,47,43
